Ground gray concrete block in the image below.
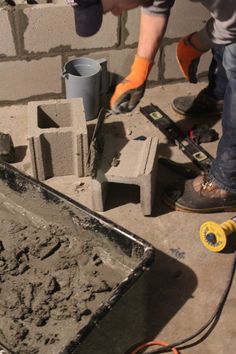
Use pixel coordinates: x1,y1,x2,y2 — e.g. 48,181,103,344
27,98,88,181
163,43,182,81
0,56,62,102
125,8,140,45
166,0,210,39
91,135,159,216
163,42,212,81
0,9,16,57
149,51,161,82
23,5,118,54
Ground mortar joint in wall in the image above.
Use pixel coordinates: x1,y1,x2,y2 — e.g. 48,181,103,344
14,6,29,57
162,37,179,46
157,45,165,82
63,46,121,62
119,12,129,48
0,93,63,108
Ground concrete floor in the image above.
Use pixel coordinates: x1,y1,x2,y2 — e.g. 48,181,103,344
1,81,236,354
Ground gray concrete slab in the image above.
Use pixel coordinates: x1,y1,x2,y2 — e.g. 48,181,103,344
0,81,235,354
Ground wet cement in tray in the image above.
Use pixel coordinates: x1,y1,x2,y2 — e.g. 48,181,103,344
0,181,135,354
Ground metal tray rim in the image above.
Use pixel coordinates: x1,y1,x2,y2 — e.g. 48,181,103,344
0,162,155,354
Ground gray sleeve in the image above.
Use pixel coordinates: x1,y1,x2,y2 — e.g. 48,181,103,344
142,0,175,17
198,15,236,47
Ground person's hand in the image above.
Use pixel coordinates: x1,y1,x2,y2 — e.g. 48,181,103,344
110,55,153,114
176,32,209,83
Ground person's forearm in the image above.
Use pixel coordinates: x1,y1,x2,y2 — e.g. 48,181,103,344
137,12,169,61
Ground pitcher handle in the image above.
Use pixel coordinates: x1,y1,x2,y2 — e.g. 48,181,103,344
62,71,68,79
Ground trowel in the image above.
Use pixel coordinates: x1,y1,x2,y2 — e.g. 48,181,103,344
86,108,109,177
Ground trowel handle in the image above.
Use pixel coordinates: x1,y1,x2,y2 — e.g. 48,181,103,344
98,58,109,95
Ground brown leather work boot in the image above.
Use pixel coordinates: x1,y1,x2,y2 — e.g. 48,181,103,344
163,174,236,213
172,88,224,117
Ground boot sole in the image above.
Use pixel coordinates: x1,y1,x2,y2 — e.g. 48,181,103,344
163,195,236,213
171,103,223,118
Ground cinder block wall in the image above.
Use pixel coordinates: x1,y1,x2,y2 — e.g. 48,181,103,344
0,1,211,106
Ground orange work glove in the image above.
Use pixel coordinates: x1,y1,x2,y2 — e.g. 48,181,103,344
176,33,207,83
110,55,153,114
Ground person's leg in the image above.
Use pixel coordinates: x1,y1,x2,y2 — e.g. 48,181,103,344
172,46,228,116
209,43,236,192
163,43,236,212
205,45,228,99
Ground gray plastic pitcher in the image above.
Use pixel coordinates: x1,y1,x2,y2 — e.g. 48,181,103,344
62,57,108,121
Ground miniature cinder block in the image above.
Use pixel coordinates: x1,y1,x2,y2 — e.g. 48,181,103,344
27,98,88,181
91,135,159,216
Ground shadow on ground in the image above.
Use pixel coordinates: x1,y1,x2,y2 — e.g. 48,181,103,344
14,145,27,163
76,249,198,354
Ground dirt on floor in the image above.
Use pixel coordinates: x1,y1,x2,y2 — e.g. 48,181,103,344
0,179,131,354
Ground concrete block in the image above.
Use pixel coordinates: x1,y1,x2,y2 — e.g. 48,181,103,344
27,98,88,181
166,0,209,39
0,9,16,57
125,8,140,45
0,56,62,102
91,135,159,216
23,5,118,53
149,51,161,82
163,42,212,80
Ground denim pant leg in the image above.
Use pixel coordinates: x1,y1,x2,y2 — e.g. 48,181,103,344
206,45,228,100
210,43,236,193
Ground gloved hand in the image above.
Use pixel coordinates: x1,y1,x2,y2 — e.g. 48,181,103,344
176,33,207,83
110,55,153,114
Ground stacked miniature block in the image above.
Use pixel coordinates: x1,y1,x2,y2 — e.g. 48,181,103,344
27,98,88,181
91,134,159,216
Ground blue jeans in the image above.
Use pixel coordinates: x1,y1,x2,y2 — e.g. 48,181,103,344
205,43,236,193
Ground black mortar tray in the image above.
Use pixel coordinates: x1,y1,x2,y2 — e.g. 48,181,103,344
0,162,155,354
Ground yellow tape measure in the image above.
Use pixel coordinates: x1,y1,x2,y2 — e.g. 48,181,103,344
200,218,236,252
